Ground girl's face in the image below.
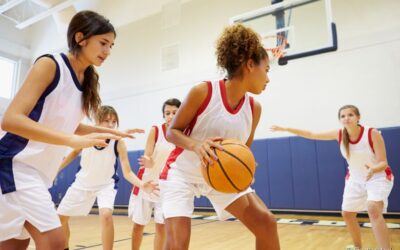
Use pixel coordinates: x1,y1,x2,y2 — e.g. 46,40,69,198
163,105,179,126
81,32,115,66
247,57,270,95
339,108,360,128
98,114,118,129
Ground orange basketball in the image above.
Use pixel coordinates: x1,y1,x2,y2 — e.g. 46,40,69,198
201,139,256,193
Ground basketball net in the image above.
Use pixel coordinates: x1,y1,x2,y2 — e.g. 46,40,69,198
263,34,288,65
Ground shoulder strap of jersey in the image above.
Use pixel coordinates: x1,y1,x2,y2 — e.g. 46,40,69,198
153,125,159,144
368,127,375,152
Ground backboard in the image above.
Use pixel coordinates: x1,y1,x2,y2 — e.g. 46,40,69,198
230,0,337,65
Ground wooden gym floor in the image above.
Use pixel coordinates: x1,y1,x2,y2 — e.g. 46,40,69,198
27,209,400,250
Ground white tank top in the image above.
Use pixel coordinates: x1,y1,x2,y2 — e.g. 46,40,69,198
132,124,175,201
160,79,254,183
339,126,393,182
74,139,119,190
0,53,84,193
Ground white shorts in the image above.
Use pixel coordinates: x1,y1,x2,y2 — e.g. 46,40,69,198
342,177,394,212
128,191,164,225
159,178,253,221
0,185,60,241
57,183,116,216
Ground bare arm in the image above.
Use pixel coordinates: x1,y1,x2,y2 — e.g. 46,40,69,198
166,82,223,166
365,129,389,180
1,57,120,148
75,123,144,139
117,140,158,194
58,148,82,172
246,100,262,147
271,125,338,141
138,127,156,168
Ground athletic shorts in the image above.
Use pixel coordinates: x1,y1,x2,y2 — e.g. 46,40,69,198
159,177,253,221
0,185,60,241
128,191,164,225
342,177,394,212
57,183,116,216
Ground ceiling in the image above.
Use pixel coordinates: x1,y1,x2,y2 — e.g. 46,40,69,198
0,0,189,30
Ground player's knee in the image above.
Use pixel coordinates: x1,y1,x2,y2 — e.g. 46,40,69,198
367,203,382,221
341,211,355,220
251,210,277,235
47,235,66,250
101,211,113,225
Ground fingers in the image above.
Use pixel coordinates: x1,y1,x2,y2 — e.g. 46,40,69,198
92,133,121,141
125,128,145,134
94,139,109,147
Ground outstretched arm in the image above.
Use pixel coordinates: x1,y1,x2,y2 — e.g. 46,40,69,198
1,57,121,149
117,139,159,194
58,148,82,172
75,123,144,139
271,125,338,141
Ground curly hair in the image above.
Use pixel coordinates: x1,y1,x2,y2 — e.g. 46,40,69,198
215,23,267,79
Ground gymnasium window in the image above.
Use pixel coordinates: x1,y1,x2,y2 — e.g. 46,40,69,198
0,56,17,99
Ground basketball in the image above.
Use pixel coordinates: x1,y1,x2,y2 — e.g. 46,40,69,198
201,139,256,193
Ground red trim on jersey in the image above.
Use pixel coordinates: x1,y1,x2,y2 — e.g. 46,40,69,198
385,166,393,181
197,81,212,116
349,126,364,144
219,79,245,114
132,167,145,195
162,123,167,139
249,96,254,118
338,129,342,144
159,82,212,180
368,128,374,153
159,147,184,180
153,125,159,144
345,170,350,180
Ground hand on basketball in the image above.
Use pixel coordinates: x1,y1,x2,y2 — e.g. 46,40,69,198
365,164,375,181
138,155,154,168
141,180,160,196
270,125,286,132
68,133,121,149
194,137,224,167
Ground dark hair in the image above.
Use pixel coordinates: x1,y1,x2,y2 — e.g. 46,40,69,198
338,105,361,158
162,98,181,114
215,23,268,79
67,10,116,118
95,105,119,127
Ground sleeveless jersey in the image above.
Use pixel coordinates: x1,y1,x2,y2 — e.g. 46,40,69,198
133,124,175,200
74,139,119,190
160,79,254,183
339,125,393,182
0,53,84,194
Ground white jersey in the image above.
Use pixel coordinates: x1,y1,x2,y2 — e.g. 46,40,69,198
160,79,254,183
0,53,84,193
73,139,120,190
339,125,393,182
133,124,175,201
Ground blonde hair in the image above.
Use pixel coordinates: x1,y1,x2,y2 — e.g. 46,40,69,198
95,105,119,127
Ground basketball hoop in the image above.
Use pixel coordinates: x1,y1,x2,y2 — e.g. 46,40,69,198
263,34,288,65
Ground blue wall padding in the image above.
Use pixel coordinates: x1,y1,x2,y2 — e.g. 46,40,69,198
50,127,399,212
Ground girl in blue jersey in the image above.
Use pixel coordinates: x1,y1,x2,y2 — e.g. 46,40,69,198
0,11,139,250
57,106,157,250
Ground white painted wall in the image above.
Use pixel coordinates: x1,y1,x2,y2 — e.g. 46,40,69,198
22,0,400,150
